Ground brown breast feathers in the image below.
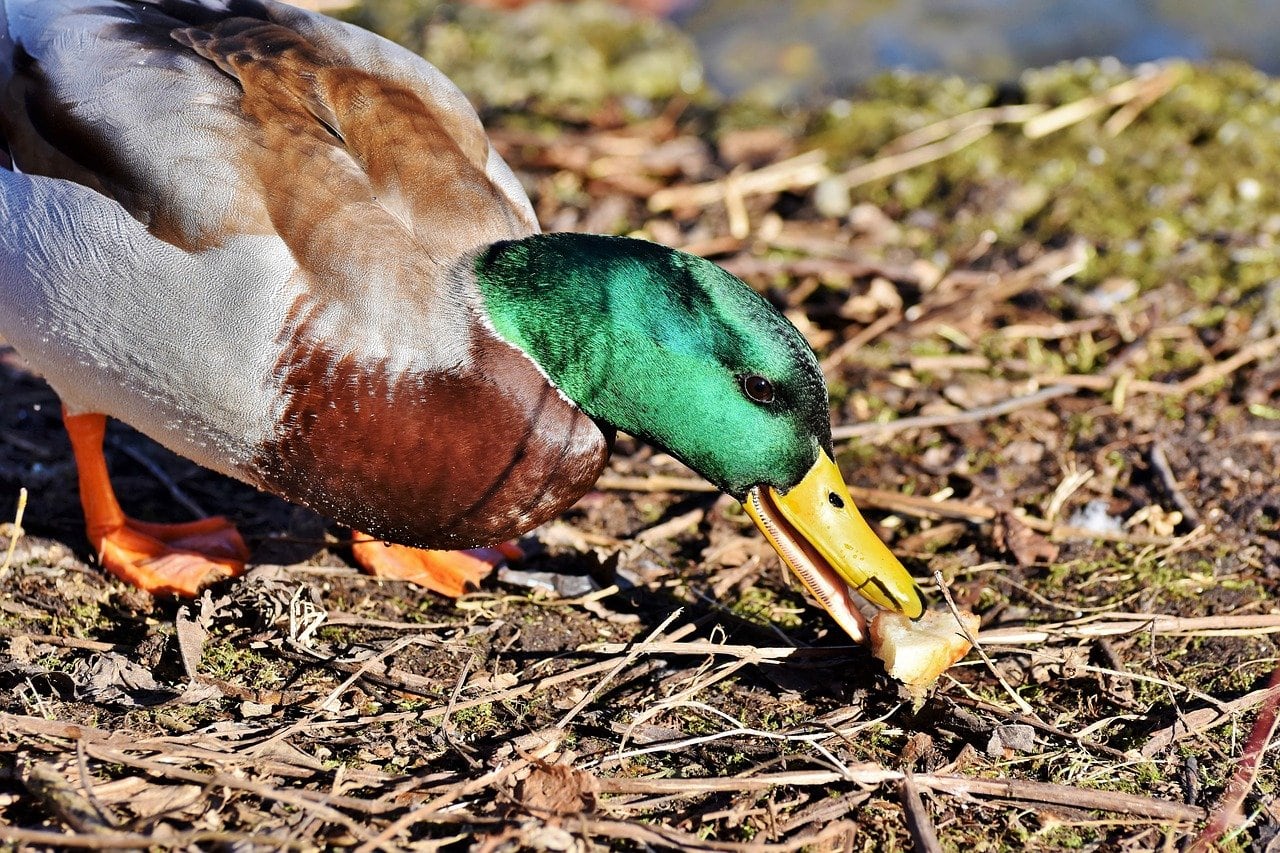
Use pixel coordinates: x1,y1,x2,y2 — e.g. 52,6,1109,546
260,322,612,549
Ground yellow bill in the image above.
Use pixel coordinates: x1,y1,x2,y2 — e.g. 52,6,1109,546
744,450,925,642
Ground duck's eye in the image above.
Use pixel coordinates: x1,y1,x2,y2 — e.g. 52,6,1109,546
742,374,775,404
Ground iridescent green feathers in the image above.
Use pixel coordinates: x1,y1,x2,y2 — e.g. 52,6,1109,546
476,233,832,498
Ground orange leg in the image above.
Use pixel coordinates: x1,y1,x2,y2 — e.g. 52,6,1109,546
63,410,249,597
350,532,522,598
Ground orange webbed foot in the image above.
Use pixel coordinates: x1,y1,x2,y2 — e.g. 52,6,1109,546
351,532,522,597
93,516,249,597
63,409,249,597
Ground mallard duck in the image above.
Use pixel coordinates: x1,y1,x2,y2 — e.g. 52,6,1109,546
0,0,923,639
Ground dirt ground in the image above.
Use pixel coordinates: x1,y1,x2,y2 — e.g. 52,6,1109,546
1,22,1279,853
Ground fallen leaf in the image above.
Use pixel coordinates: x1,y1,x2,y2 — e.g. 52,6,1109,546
70,654,178,707
994,512,1060,566
175,605,206,681
516,761,599,817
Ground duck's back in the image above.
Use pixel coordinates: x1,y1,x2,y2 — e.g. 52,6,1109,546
0,0,610,548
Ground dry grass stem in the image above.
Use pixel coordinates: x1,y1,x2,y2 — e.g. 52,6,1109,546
1023,66,1183,138
935,570,1037,717
0,485,26,576
649,151,829,212
980,613,1280,645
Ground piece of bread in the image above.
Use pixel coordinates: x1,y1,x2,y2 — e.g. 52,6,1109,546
869,608,978,694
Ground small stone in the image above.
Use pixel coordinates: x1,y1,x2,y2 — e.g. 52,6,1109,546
239,701,274,719
986,724,1036,758
813,177,852,219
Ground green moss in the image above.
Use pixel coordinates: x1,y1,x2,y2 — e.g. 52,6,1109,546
796,60,1280,305
837,440,878,467
1158,397,1187,421
48,599,112,637
449,702,497,735
33,652,74,673
729,586,803,629
339,0,440,53
149,703,219,733
1033,826,1087,850
200,640,284,689
347,0,705,116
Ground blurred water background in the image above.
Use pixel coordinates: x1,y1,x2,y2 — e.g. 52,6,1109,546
670,0,1280,101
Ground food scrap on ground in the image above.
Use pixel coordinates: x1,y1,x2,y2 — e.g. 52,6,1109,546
869,608,979,697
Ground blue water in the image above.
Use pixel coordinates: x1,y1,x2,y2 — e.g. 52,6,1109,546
673,0,1280,100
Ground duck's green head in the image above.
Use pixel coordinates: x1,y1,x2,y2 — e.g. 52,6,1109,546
477,233,924,637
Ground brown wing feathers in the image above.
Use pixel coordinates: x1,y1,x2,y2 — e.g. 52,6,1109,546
171,15,518,263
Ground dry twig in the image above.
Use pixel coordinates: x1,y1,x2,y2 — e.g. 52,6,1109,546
594,766,1204,821
832,384,1079,441
556,609,685,728
900,774,943,853
1186,663,1280,852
